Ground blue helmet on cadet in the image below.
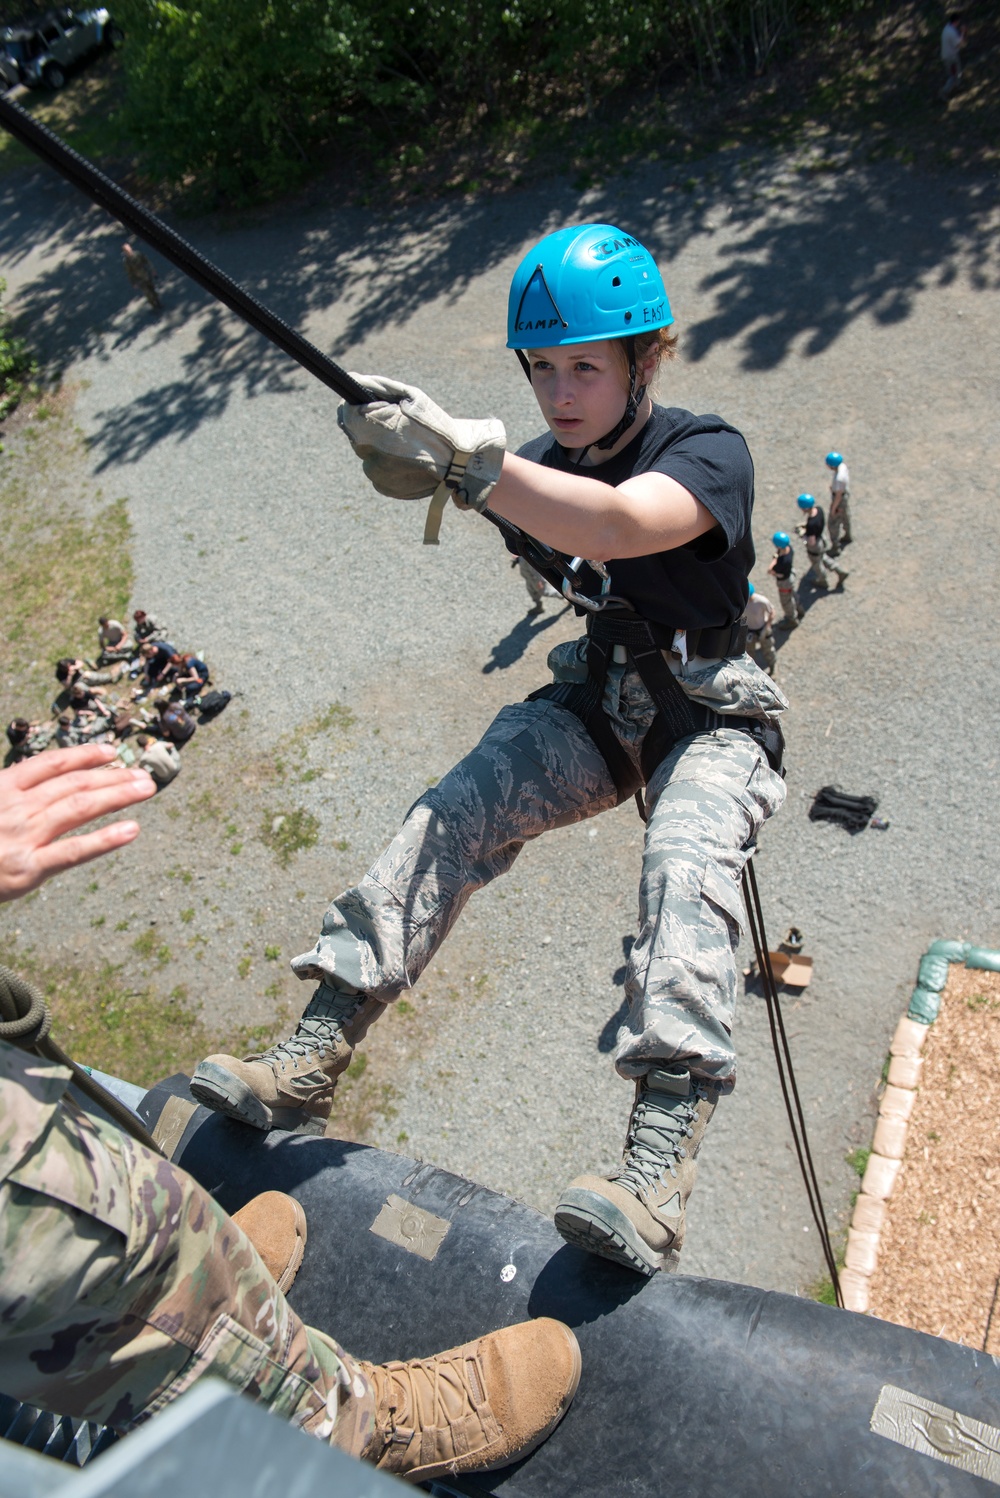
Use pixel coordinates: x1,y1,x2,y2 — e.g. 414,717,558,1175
747,581,755,596
507,224,672,350
772,531,791,548
825,452,843,469
506,223,674,455
796,493,814,511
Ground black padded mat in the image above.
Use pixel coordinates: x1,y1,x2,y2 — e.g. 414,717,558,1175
139,1080,1000,1498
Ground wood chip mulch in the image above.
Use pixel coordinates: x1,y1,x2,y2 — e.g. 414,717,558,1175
868,965,1000,1350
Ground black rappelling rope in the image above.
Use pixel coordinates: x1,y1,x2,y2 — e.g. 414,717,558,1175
741,862,844,1308
0,964,164,1155
0,93,564,578
0,93,372,407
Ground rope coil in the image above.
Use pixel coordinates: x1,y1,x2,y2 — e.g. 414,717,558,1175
0,965,162,1156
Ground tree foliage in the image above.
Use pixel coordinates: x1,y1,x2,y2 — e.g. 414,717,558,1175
0,279,36,423
113,0,863,200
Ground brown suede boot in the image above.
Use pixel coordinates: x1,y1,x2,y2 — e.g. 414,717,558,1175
191,984,382,1130
554,1067,718,1276
232,1191,307,1293
355,1318,581,1483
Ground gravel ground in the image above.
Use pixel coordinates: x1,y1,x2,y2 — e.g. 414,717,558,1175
2,140,999,1294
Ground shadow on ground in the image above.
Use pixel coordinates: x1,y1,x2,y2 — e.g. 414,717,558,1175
2,137,998,466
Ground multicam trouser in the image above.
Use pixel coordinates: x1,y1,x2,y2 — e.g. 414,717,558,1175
827,496,851,552
291,641,787,1090
0,1041,373,1450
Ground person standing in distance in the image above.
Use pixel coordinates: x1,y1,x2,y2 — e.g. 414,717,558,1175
940,12,967,99
824,451,852,555
192,223,787,1279
768,531,803,628
795,494,848,591
744,582,777,676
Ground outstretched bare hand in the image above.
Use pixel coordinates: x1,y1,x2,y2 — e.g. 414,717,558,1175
0,745,156,903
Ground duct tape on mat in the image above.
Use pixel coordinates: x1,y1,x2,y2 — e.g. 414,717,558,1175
871,1383,1000,1486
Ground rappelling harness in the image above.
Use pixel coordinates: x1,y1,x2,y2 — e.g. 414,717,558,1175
483,503,783,820
527,607,781,822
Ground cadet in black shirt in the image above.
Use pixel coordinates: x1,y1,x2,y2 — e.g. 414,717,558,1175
795,493,848,592
192,223,787,1282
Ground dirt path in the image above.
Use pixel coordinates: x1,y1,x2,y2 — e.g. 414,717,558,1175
1,138,999,1295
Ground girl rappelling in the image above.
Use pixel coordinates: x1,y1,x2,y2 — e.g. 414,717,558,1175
193,221,788,1279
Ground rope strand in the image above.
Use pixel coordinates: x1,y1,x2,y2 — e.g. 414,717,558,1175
740,866,844,1308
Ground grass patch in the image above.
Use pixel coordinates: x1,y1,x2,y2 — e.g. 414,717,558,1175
0,396,133,723
260,807,320,866
846,1146,871,1178
0,943,294,1089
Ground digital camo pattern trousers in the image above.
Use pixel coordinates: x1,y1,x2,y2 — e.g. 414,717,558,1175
0,1042,373,1450
291,683,786,1090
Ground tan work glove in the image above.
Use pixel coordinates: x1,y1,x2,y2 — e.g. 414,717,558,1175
337,375,506,512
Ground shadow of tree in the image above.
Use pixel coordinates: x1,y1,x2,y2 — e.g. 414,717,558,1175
1,141,998,464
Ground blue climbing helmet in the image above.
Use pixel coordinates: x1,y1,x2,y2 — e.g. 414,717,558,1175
773,531,791,548
796,493,815,511
747,581,755,596
825,451,844,469
506,224,674,455
507,224,672,349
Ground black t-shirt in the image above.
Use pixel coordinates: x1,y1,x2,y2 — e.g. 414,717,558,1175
516,405,754,629
772,549,793,581
804,507,825,540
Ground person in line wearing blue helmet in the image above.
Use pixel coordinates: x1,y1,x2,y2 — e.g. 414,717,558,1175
795,493,848,592
768,532,803,628
825,451,852,556
744,583,777,676
191,223,787,1278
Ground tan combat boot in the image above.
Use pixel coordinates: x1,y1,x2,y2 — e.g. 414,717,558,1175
354,1318,581,1483
190,984,382,1130
231,1191,307,1293
554,1067,718,1276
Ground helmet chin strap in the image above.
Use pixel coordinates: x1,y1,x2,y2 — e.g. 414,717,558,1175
515,337,644,467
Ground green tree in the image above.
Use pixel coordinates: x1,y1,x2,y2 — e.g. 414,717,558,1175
0,279,36,423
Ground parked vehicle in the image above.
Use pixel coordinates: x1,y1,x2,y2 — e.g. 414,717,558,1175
0,7,122,91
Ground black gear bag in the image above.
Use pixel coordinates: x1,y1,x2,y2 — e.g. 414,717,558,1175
808,784,879,833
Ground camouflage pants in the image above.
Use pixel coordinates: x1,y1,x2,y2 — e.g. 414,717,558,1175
0,1041,373,1450
776,581,801,623
827,498,851,551
292,647,786,1089
805,543,845,589
518,557,546,605
747,626,777,674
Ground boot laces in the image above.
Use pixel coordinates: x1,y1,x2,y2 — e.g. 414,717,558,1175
617,1090,697,1195
248,990,358,1064
370,1349,484,1451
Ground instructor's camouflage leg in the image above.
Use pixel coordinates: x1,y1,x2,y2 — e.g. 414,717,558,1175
0,1043,372,1450
556,729,785,1273
195,699,618,1127
0,1044,581,1480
